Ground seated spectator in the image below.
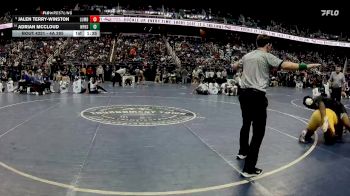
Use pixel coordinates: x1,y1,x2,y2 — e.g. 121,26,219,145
194,81,209,95
208,80,220,95
73,76,86,94
88,77,107,94
59,76,70,94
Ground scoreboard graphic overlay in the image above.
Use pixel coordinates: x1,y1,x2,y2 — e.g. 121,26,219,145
12,15,100,37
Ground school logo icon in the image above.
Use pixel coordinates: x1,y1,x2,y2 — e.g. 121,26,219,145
81,105,196,126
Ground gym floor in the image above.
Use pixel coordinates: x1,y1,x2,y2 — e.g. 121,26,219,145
0,83,349,196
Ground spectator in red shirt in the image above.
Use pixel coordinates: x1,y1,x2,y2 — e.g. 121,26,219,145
86,66,94,80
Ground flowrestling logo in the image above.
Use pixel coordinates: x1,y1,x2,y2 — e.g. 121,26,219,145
81,105,196,126
321,10,339,16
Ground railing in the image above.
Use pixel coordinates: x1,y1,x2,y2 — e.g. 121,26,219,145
110,36,117,63
45,38,69,66
163,36,181,67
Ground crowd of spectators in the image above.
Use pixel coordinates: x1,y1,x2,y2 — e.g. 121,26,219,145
63,37,112,65
114,34,174,67
0,38,63,82
0,31,349,95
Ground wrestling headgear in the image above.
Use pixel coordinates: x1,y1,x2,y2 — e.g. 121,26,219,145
303,96,314,107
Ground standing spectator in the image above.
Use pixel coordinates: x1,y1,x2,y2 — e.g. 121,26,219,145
1,70,8,82
70,65,77,81
192,68,199,84
105,65,111,81
80,65,86,79
138,69,145,85
86,66,94,80
111,68,117,87
329,66,345,102
162,69,168,83
234,34,320,177
216,69,223,84
176,68,181,84
222,69,227,80
96,65,104,83
181,67,188,84
154,68,161,83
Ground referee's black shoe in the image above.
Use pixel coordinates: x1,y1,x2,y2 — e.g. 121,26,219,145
236,154,247,160
241,168,263,178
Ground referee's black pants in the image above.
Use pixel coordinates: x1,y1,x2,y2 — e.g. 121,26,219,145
238,88,268,172
331,87,342,102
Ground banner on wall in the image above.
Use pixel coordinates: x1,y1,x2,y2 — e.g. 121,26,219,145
100,16,350,48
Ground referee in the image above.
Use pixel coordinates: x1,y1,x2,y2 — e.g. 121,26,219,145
234,34,320,177
329,66,345,102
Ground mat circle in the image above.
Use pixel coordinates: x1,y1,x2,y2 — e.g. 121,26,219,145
81,105,197,126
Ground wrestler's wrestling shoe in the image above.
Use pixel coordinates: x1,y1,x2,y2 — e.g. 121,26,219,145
299,130,312,143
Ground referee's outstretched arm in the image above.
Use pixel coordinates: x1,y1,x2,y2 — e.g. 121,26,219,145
280,62,320,70
233,60,320,71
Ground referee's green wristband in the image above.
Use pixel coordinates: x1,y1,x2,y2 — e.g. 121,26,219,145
299,63,308,70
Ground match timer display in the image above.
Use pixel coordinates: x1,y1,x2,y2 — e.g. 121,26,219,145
12,15,101,37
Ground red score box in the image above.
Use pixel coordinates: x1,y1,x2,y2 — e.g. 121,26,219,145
89,15,100,23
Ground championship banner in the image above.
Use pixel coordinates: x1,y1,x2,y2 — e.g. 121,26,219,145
100,16,350,48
